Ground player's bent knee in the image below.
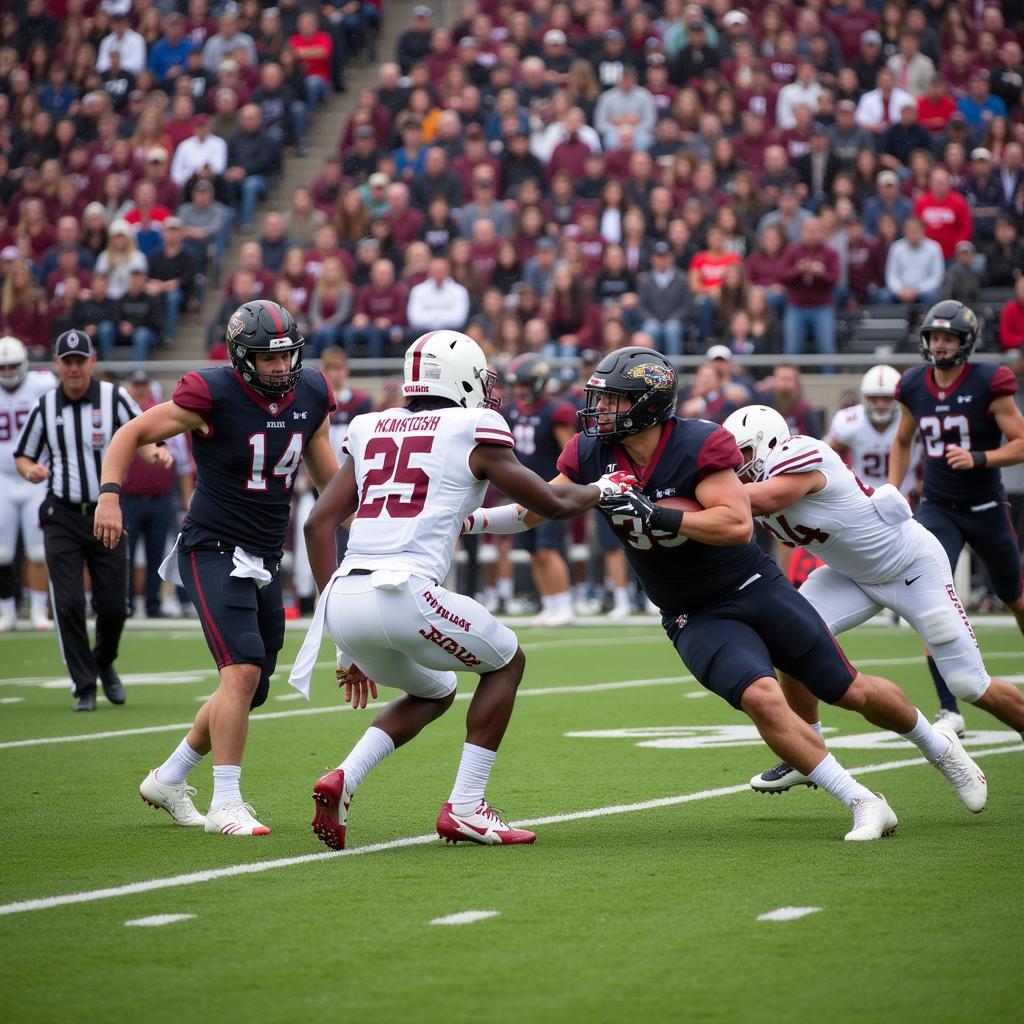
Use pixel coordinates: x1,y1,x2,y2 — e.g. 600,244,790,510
739,677,785,719
917,606,961,646
249,670,271,709
833,674,869,711
946,669,990,704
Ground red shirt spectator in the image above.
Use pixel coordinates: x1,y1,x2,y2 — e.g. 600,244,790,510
289,17,333,86
913,169,974,259
999,281,1024,350
917,90,957,133
690,246,742,294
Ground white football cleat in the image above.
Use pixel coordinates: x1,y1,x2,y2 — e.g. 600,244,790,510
204,800,271,836
139,769,206,827
933,708,966,739
750,761,816,793
607,603,632,620
535,606,575,628
0,605,14,633
436,801,536,845
844,793,898,841
574,597,603,616
30,605,53,630
932,723,987,813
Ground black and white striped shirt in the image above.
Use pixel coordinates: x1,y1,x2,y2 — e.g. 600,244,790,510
14,380,141,505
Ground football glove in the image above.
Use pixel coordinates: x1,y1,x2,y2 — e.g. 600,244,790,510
599,488,684,535
591,469,637,499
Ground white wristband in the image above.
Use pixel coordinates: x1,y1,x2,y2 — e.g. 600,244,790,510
463,504,528,534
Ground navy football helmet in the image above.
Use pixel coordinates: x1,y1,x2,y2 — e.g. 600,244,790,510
919,300,979,369
226,299,305,398
579,347,678,441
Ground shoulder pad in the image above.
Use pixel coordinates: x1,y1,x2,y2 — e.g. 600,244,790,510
765,435,826,477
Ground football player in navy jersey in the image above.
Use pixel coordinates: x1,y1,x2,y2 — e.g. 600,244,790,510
94,299,340,836
890,300,1024,736
503,354,579,625
468,348,975,841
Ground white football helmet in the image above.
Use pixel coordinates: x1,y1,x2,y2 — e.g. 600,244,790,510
402,330,500,410
722,405,791,482
859,364,901,425
0,336,28,391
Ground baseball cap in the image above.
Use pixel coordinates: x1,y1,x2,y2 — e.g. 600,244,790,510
810,121,828,135
543,29,566,45
862,29,882,44
147,146,168,163
412,4,431,17
837,99,856,111
706,344,733,361
193,178,214,192
688,19,706,30
164,216,183,228
971,147,993,161
108,219,133,237
955,240,976,254
55,329,94,360
368,172,389,188
651,240,672,255
536,237,558,251
128,368,150,385
0,245,19,260
723,11,748,27
647,52,667,66
877,170,900,186
948,111,967,125
604,29,624,41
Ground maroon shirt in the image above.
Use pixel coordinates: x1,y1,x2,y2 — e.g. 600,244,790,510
745,250,788,289
846,236,886,300
780,242,839,307
547,136,592,182
354,282,408,324
733,133,770,172
386,207,425,248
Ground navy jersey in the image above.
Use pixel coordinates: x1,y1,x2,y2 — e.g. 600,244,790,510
172,366,336,557
896,362,1017,504
557,416,763,614
505,397,577,477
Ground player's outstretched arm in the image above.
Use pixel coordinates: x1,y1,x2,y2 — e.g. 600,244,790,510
94,401,205,549
304,457,359,593
744,470,824,516
947,395,1024,471
888,405,917,487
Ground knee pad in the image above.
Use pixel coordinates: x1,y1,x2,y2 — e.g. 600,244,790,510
943,668,990,704
248,647,276,710
917,606,961,646
234,629,266,667
0,545,15,565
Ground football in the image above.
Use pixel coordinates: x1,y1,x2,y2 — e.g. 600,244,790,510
655,496,704,513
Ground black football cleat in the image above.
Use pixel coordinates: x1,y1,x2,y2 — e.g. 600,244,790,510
99,665,126,705
74,692,97,712
750,761,816,793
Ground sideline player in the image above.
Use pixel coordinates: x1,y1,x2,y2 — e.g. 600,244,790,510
827,364,920,494
0,336,55,631
469,347,985,840
890,301,1024,735
721,405,1008,797
94,300,339,836
503,354,579,625
288,330,631,848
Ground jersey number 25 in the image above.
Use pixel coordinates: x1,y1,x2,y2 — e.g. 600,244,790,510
357,435,433,519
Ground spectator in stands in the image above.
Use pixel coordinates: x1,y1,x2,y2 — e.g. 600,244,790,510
795,122,841,210
97,11,147,77
71,272,119,358
252,60,307,157
880,103,933,173
862,169,913,239
996,143,1024,211
690,225,743,342
776,59,823,131
983,216,1024,288
458,169,512,240
207,268,259,354
286,189,328,250
637,241,692,356
346,258,408,357
407,255,470,334
940,240,982,306
843,216,887,306
177,178,231,277
543,263,600,355
255,212,291,273
917,75,958,134
0,258,49,356
148,12,196,85
289,10,334,107
880,215,944,306
397,6,433,75
957,70,1008,129
170,114,227,189
1000,277,1024,351
914,166,974,260
306,256,354,355
225,103,279,234
94,220,148,300
594,63,656,151
963,147,1004,242
500,130,545,198
780,216,839,361
758,186,811,243
146,218,199,343
856,67,915,136
992,41,1024,114
760,363,825,437
382,181,424,249
745,225,789,318
202,9,257,76
411,147,464,213
114,266,163,360
669,18,719,88
886,30,936,97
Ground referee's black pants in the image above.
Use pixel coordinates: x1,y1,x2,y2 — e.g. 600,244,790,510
41,499,129,698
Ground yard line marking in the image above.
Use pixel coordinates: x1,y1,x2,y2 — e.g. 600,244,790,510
757,907,822,922
274,693,305,702
429,911,499,926
0,676,692,751
0,697,24,704
124,914,196,928
1,743,1018,919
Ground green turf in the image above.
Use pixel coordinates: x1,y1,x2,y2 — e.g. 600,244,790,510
1,622,1021,1023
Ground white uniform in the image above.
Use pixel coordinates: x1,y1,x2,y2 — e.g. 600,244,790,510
759,435,990,702
0,371,56,563
289,406,519,699
827,404,920,494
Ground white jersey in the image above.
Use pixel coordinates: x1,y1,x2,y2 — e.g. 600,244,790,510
340,405,514,583
759,435,921,584
0,371,56,474
827,404,920,494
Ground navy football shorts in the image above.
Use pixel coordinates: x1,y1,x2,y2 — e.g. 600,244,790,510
178,542,285,709
917,497,1023,605
664,559,858,709
515,517,567,554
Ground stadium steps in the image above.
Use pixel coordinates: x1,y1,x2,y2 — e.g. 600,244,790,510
162,5,412,362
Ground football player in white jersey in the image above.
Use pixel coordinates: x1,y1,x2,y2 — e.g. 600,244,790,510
289,331,633,848
724,405,1023,797
0,336,57,631
827,364,920,493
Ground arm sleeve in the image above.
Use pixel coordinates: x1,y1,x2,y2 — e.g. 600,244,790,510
13,404,44,461
990,364,1018,398
473,409,515,449
555,431,582,482
696,427,743,480
171,371,214,416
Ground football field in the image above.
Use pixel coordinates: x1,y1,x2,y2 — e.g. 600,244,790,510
1,620,1022,1023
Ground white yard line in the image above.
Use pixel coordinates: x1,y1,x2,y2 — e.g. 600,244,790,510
124,914,195,927
429,911,499,926
0,743,1019,920
757,907,822,922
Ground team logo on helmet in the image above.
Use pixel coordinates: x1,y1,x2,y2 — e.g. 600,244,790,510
624,363,674,389
227,314,245,340
963,308,979,331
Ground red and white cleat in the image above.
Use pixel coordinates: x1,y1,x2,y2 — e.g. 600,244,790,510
311,768,351,850
436,801,536,846
204,800,271,836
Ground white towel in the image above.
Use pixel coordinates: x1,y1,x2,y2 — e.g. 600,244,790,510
288,565,348,699
871,484,913,524
158,534,183,586
230,546,273,589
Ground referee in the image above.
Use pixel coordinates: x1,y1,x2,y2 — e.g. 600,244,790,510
13,330,173,711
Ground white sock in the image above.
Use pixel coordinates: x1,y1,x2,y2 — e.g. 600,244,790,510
555,591,573,614
540,593,552,613
810,721,823,737
0,596,14,615
339,726,395,791
496,577,513,601
210,764,242,810
613,586,631,611
483,585,496,606
155,736,206,785
901,710,950,761
807,753,875,808
29,590,48,613
448,743,497,814
574,582,587,601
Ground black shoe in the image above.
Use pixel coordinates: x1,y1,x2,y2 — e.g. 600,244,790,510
74,692,97,712
99,665,126,705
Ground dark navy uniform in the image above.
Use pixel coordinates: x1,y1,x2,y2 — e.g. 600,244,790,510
507,396,577,553
896,362,1022,605
557,416,856,708
170,366,335,703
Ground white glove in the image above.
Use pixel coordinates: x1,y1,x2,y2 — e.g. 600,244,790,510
591,470,637,499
